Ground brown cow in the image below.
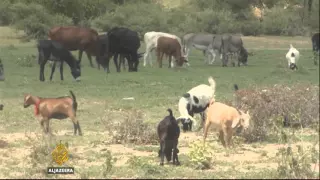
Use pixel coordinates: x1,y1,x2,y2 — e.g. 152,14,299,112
156,36,188,68
48,26,99,68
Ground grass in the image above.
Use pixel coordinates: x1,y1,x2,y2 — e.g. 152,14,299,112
0,26,319,179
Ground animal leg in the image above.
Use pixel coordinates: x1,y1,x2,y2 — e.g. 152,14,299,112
78,50,83,64
219,130,226,147
168,56,172,68
143,46,152,67
49,61,57,81
86,52,95,68
197,112,206,131
173,141,180,165
113,53,120,72
40,118,48,134
203,120,211,146
223,126,232,148
59,61,64,80
44,119,50,134
158,52,164,68
160,140,165,166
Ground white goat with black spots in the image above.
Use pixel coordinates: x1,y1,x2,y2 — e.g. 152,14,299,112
177,76,216,132
286,44,300,70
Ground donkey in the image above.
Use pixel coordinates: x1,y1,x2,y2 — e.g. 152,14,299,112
37,40,81,82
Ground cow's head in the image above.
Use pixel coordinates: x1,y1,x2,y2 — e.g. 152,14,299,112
176,56,188,67
71,61,81,81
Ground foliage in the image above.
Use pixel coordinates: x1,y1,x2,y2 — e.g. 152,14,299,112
276,142,319,178
234,84,319,142
14,54,36,67
0,0,318,38
187,140,214,170
101,108,158,145
102,150,117,176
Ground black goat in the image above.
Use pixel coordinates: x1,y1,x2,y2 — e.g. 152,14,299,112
312,32,319,65
157,108,180,166
37,40,81,82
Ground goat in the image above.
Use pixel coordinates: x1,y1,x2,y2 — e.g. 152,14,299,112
176,76,216,132
37,40,81,82
203,99,251,148
23,90,82,136
157,108,180,166
285,44,300,70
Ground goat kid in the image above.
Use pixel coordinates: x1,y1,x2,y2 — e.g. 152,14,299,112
177,76,216,132
285,44,300,70
37,40,81,82
157,108,180,166
23,90,82,136
203,99,251,148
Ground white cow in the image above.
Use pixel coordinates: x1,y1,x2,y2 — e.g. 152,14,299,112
285,44,300,70
143,31,187,67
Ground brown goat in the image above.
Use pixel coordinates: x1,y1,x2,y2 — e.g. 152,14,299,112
156,36,188,68
23,90,82,136
204,99,251,148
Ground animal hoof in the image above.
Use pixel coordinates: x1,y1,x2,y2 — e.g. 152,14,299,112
160,162,164,166
175,162,181,166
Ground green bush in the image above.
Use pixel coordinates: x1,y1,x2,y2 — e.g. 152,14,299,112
8,3,72,39
187,140,214,170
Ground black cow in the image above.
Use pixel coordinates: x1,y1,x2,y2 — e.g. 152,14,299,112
37,40,81,82
312,32,319,65
98,27,141,73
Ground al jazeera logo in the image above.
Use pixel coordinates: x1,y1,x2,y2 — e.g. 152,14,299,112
47,141,74,175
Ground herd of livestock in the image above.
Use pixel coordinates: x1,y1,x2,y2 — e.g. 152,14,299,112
36,26,320,82
0,25,319,167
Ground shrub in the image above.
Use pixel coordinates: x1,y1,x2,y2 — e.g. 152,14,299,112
101,108,158,145
276,143,319,178
234,83,319,142
102,150,117,176
187,140,214,170
9,3,72,40
15,54,37,67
